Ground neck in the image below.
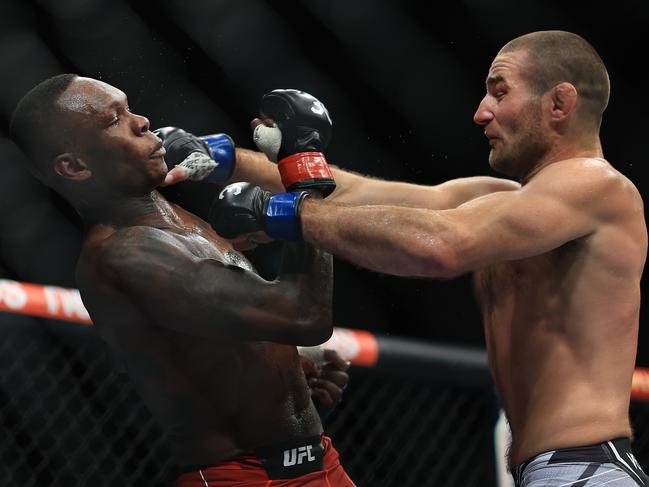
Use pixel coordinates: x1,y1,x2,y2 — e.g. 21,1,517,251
73,190,174,228
521,136,603,185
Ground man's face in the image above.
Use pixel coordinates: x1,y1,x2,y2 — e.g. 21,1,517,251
56,77,167,195
473,50,551,179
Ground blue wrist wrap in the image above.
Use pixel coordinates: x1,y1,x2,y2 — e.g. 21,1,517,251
265,192,306,241
200,133,235,182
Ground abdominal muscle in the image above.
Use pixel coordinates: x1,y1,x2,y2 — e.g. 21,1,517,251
476,259,637,467
493,331,633,467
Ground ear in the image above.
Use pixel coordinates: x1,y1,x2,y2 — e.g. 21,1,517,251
53,153,92,181
549,82,578,123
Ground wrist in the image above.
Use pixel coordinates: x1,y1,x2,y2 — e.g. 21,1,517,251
199,133,236,182
264,192,310,241
278,152,336,196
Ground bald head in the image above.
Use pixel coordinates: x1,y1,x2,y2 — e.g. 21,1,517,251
500,31,610,128
10,74,81,178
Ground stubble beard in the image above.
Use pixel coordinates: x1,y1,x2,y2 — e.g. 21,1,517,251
488,105,548,180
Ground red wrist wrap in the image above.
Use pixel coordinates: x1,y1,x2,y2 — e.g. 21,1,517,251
277,152,333,189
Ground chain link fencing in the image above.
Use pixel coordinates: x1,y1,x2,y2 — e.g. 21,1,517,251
1,315,648,487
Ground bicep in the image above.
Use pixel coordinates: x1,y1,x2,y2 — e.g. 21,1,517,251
330,169,519,210
328,169,447,207
98,231,302,341
450,186,596,271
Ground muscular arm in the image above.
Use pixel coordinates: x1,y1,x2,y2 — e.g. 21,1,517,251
228,148,519,209
85,228,333,345
298,160,635,277
328,172,520,208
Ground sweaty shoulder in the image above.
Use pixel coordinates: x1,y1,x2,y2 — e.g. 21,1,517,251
79,225,190,283
531,158,646,273
528,157,643,222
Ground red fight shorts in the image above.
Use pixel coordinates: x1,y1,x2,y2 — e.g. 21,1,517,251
175,435,355,487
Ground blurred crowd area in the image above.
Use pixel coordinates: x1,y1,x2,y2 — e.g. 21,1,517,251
0,0,647,360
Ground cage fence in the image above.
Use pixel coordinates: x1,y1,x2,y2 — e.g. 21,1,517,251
1,308,648,487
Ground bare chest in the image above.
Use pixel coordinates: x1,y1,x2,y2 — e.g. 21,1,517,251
170,211,255,272
473,241,580,316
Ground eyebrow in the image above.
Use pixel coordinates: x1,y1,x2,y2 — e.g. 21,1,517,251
98,96,127,122
106,93,128,111
486,74,506,87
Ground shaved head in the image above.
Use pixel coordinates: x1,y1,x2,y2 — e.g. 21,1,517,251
500,31,610,128
10,73,80,178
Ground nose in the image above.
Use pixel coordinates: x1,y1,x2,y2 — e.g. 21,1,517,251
132,113,150,135
473,96,494,126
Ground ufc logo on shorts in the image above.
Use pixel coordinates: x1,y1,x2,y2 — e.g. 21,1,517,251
283,445,316,466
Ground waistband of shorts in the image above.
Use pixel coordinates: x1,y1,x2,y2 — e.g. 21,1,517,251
179,434,328,476
513,438,646,487
513,437,631,475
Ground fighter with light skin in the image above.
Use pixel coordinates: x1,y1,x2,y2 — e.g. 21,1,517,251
166,30,647,487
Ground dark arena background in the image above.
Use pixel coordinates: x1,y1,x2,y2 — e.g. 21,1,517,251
1,1,648,486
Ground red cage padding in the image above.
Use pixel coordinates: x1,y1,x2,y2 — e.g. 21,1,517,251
2,278,647,401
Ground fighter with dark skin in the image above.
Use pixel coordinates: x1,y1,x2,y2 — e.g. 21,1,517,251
10,75,354,485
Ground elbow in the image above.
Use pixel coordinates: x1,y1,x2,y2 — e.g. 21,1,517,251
298,324,333,346
294,307,333,346
407,241,466,279
435,246,467,278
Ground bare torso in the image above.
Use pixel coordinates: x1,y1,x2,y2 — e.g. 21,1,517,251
76,196,321,467
474,160,646,467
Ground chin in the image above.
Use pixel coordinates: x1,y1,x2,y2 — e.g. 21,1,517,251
488,152,503,172
152,173,167,188
488,156,516,178
150,166,169,188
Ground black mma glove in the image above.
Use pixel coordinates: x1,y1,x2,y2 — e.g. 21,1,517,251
154,126,235,183
209,182,309,241
252,89,335,197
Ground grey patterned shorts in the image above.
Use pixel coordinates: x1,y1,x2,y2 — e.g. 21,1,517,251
513,438,647,486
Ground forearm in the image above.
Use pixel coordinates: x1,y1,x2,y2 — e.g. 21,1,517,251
228,148,358,197
163,256,332,345
276,242,334,340
300,199,461,278
101,227,329,345
227,148,285,193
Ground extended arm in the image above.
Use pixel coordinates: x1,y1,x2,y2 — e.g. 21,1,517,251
298,161,620,277
229,147,519,209
91,228,333,345
157,124,518,211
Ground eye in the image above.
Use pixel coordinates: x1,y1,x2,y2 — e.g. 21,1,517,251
108,117,120,127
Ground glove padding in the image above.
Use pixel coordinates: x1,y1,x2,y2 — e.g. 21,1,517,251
154,126,235,183
254,89,335,196
173,151,217,181
209,182,309,241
